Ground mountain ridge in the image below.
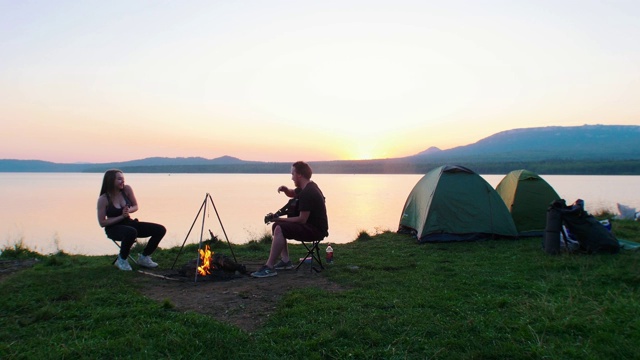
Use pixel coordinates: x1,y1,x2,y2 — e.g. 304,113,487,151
2,125,639,175
408,124,640,161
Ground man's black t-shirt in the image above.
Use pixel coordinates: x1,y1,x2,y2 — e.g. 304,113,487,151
295,181,328,236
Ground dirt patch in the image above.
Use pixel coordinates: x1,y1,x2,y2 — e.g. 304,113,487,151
134,261,345,333
0,257,344,332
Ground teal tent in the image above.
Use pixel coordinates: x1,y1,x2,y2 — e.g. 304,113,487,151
495,169,560,236
398,165,518,243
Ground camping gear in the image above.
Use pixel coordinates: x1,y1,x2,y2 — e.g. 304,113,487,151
398,165,518,243
545,199,620,254
599,219,612,231
171,193,238,282
496,169,561,236
615,203,639,220
618,239,640,250
543,203,563,254
295,237,326,272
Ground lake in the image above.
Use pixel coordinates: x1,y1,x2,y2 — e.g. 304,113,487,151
1,173,638,255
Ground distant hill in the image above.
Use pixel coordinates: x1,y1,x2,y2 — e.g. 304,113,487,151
80,155,248,172
407,124,640,161
0,156,248,173
2,125,639,175
0,159,87,172
118,155,245,166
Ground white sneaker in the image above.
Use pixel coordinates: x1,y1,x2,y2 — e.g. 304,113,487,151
137,254,158,268
115,256,132,271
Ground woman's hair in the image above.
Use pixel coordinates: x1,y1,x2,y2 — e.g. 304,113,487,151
99,169,123,196
292,161,312,180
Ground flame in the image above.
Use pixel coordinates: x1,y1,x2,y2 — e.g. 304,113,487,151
197,245,214,276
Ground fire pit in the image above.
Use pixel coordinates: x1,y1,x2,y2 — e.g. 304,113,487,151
167,245,248,282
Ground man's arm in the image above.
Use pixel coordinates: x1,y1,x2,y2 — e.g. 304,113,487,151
277,186,297,198
275,210,310,224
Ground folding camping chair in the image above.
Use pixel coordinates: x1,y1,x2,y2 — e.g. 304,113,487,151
295,237,326,272
110,238,137,265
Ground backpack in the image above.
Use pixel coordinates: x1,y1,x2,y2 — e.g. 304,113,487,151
547,199,620,254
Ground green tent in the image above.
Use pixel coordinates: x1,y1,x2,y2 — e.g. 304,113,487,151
495,169,560,236
398,165,518,243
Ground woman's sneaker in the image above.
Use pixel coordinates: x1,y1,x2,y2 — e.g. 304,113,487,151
274,259,293,270
137,254,158,268
251,265,277,278
115,256,132,271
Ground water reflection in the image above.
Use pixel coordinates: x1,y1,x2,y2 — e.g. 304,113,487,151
1,173,637,255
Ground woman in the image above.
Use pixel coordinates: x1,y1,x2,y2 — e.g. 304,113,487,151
97,169,166,270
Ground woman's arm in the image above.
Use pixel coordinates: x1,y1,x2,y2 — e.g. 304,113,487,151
97,195,128,228
123,185,139,213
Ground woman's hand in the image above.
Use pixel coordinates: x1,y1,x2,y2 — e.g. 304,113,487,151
123,206,131,218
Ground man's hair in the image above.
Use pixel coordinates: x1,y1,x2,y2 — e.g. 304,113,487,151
99,169,123,196
292,161,312,180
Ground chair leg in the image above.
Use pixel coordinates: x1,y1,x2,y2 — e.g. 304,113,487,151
313,241,324,270
295,240,324,272
110,239,137,265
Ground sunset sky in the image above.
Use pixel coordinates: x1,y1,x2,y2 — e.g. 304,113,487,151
1,0,639,163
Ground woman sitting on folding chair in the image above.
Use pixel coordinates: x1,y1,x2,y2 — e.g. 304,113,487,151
97,169,166,271
251,161,329,278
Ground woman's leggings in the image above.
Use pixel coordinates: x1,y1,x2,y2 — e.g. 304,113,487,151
105,220,166,259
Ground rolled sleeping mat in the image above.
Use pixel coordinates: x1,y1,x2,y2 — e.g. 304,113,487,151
544,207,563,255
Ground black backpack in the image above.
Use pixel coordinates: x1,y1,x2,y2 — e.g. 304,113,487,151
548,199,620,254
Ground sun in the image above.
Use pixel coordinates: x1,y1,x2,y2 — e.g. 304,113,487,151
344,144,380,161
323,129,407,161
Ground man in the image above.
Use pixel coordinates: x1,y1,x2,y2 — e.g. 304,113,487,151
251,161,329,278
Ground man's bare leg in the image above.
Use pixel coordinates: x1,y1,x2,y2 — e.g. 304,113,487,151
266,225,289,267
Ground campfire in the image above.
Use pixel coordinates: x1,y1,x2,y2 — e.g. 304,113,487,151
177,244,248,281
164,194,250,282
198,245,214,275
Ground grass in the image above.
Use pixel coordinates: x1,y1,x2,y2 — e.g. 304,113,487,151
1,220,639,359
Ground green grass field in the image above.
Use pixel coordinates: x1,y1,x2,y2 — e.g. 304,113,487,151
1,219,639,359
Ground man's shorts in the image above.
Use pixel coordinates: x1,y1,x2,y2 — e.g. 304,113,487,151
273,222,325,241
